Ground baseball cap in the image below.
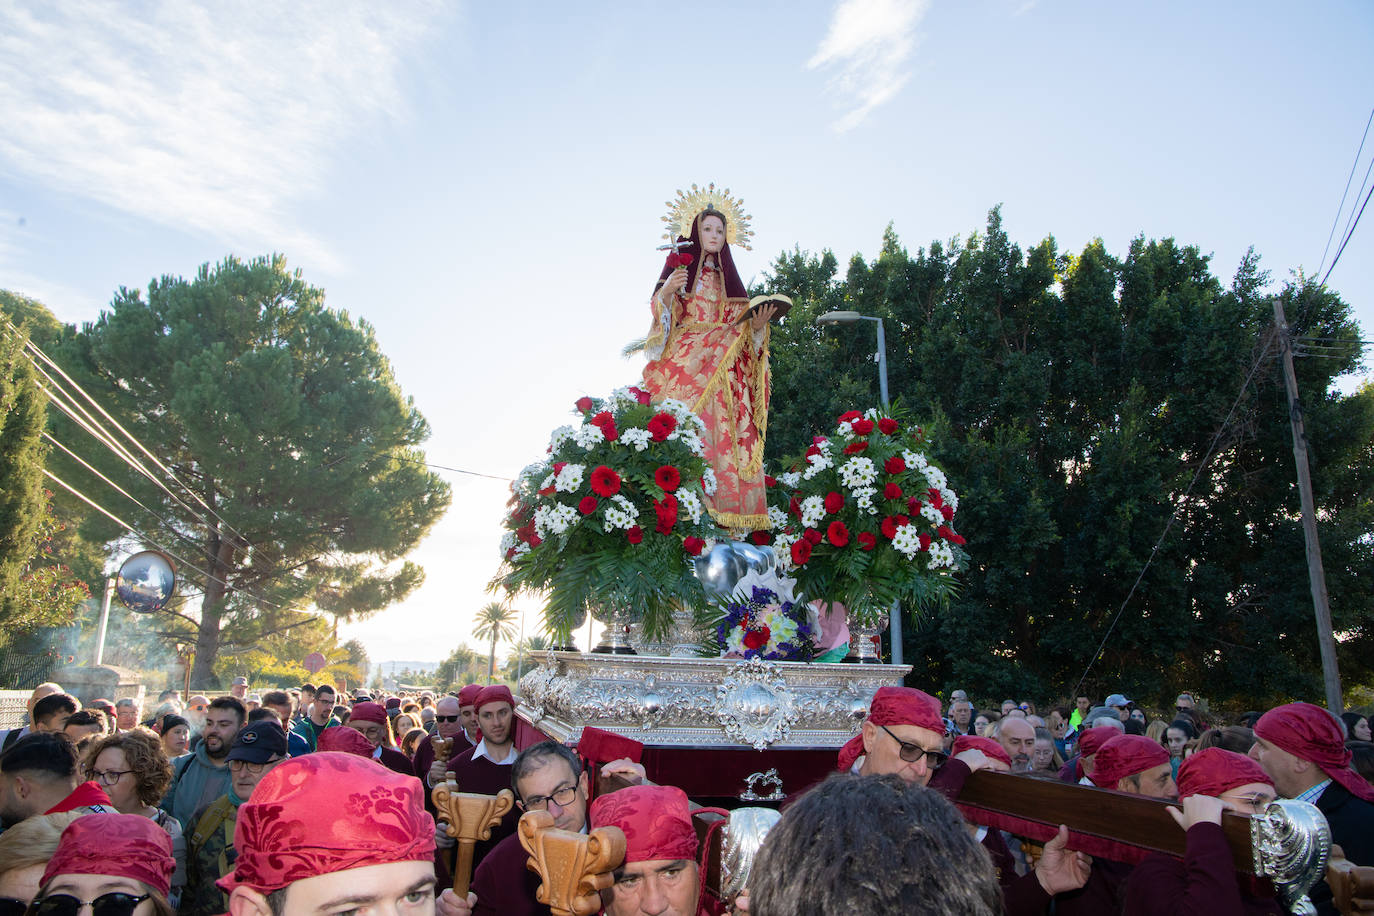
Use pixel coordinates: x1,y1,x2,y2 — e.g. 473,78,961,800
226,721,289,764
1104,693,1133,707
232,676,249,686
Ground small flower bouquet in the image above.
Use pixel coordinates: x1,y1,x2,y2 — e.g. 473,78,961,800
493,386,725,643
717,577,816,662
763,407,967,627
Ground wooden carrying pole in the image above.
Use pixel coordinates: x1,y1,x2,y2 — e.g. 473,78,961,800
518,810,626,916
431,774,515,897
1273,299,1343,714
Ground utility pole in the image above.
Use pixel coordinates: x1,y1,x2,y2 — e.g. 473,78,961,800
1273,299,1343,714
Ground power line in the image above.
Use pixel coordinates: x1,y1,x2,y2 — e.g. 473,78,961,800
1319,180,1374,288
1070,326,1278,699
1316,107,1374,278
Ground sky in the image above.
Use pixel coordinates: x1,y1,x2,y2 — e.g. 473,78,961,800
2,0,1371,666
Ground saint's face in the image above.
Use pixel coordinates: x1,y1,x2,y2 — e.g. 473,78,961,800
698,214,725,254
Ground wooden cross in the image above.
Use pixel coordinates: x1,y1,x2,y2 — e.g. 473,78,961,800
518,809,627,916
431,774,515,897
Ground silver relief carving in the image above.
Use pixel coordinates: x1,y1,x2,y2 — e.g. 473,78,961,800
720,807,783,902
715,659,797,750
1250,799,1331,915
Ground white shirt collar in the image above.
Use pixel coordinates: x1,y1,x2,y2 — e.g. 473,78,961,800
472,737,518,765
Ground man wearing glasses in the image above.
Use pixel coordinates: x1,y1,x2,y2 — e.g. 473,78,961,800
414,695,475,792
437,741,645,916
183,720,289,916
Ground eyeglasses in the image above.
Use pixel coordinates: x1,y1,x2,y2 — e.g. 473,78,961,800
879,725,949,767
190,705,207,712
0,897,29,916
87,768,133,785
522,783,579,811
32,893,151,916
434,715,460,723
230,757,283,774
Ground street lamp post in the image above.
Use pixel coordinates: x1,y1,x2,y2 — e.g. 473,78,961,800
815,310,901,665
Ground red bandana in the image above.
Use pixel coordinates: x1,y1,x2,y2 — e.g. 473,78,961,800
318,726,376,757
1092,735,1170,790
42,813,174,898
457,684,482,708
349,701,388,725
1077,726,1119,759
952,735,1012,767
44,781,112,814
837,686,945,772
474,684,515,714
1177,748,1271,799
1254,702,1374,803
218,752,436,895
577,726,644,765
590,785,697,863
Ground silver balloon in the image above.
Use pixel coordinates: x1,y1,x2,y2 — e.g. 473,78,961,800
733,542,777,575
115,551,176,613
720,807,783,902
693,542,747,597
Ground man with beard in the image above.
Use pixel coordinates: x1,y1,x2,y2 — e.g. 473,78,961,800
435,686,520,872
162,696,244,831
183,721,290,916
290,684,339,752
414,695,476,791
0,732,113,826
995,717,1037,773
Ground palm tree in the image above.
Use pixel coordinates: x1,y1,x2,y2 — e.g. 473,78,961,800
472,602,518,683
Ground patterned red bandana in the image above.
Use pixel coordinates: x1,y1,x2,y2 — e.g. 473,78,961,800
474,684,515,714
457,684,482,708
1255,702,1374,803
1177,748,1271,798
952,735,1012,767
349,701,388,725
1092,734,1170,789
1076,726,1119,758
218,752,436,895
42,813,174,898
837,686,944,772
590,785,697,863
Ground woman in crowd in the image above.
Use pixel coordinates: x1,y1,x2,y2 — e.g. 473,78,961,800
0,812,85,907
82,730,185,903
30,813,176,916
1032,727,1063,774
399,726,429,759
393,711,420,737
1341,711,1371,742
1195,725,1255,754
156,714,190,760
1348,740,1374,785
1164,719,1197,776
1146,719,1169,745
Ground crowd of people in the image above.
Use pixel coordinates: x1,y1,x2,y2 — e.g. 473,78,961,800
0,677,1370,916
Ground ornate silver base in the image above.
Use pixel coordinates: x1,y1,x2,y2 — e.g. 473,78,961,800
844,617,888,663
591,607,637,655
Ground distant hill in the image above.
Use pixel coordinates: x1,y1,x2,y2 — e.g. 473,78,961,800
373,660,440,677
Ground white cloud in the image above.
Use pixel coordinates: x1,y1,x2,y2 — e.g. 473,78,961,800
0,2,447,268
807,0,930,132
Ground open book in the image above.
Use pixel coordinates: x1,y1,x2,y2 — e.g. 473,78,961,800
735,294,793,324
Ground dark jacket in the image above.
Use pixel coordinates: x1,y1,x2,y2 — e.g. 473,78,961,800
1310,781,1374,916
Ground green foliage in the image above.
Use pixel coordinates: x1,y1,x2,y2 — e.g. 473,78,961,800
761,209,1374,707
46,255,451,686
434,644,484,692
501,635,550,681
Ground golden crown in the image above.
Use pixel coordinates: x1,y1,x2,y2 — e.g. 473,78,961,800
661,182,753,250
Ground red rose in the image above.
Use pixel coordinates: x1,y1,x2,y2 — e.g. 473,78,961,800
908,497,924,513
683,536,705,556
838,410,862,424
505,547,516,560
879,417,899,434
626,526,643,544
743,627,769,651
764,475,777,487
803,528,823,545
538,485,555,496
918,532,932,551
940,505,954,521
590,465,621,497
575,396,593,412
824,491,844,513
852,418,874,435
826,520,850,547
647,413,677,441
884,482,902,500
629,386,652,405
937,525,966,545
880,515,910,539
843,441,868,454
590,411,618,441
751,530,772,546
788,495,802,518
527,533,542,547
858,532,877,551
654,465,681,492
553,461,567,475
813,435,829,446
578,496,598,515
927,487,942,504
790,539,812,565
885,456,906,474
654,496,678,533
805,444,822,459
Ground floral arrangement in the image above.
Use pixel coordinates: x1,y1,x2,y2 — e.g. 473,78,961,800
716,581,815,662
763,407,967,626
493,386,724,642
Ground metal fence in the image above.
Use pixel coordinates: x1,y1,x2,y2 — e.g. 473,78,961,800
0,646,64,692
0,691,30,730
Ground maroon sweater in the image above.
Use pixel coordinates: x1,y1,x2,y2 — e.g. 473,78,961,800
471,830,548,916
446,746,520,871
1122,823,1282,916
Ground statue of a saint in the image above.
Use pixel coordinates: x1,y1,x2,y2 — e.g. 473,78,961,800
641,185,778,533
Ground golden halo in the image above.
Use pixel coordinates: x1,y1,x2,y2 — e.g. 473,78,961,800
661,182,753,250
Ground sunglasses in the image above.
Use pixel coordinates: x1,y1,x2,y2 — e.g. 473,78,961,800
880,725,949,767
0,898,27,916
31,893,151,916
434,715,460,723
